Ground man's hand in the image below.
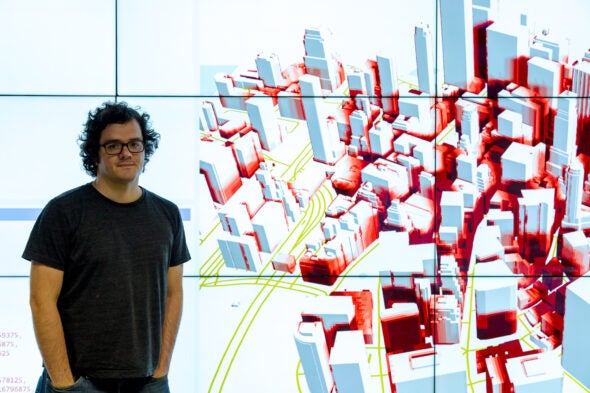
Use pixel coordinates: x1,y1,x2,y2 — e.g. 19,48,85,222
153,264,184,380
30,262,75,388
51,377,76,389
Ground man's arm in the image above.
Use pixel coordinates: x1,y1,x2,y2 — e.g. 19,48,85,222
153,264,184,377
29,261,75,388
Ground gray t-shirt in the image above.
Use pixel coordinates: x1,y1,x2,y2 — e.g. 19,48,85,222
22,183,190,378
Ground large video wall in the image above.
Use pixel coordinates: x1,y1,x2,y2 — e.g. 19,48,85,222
2,0,590,392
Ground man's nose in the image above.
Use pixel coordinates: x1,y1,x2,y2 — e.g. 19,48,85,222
119,144,133,156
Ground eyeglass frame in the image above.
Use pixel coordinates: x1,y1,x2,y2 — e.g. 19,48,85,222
100,140,145,155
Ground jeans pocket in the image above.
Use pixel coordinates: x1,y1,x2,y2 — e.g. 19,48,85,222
146,375,169,393
149,374,168,383
49,376,86,392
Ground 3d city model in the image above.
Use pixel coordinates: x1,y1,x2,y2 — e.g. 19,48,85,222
198,0,590,391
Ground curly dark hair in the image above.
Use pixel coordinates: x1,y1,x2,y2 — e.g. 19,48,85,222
79,101,160,177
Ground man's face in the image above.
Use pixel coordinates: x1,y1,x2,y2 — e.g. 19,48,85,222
96,119,145,185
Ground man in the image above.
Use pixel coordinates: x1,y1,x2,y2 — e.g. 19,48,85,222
23,101,190,392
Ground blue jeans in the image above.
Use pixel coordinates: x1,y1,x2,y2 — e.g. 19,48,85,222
35,368,170,393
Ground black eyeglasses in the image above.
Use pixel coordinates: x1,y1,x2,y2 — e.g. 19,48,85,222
100,140,145,155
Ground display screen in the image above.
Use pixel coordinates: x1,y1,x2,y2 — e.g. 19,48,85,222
2,0,590,392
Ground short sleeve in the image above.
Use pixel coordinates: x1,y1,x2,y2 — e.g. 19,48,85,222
169,207,191,267
22,199,71,270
